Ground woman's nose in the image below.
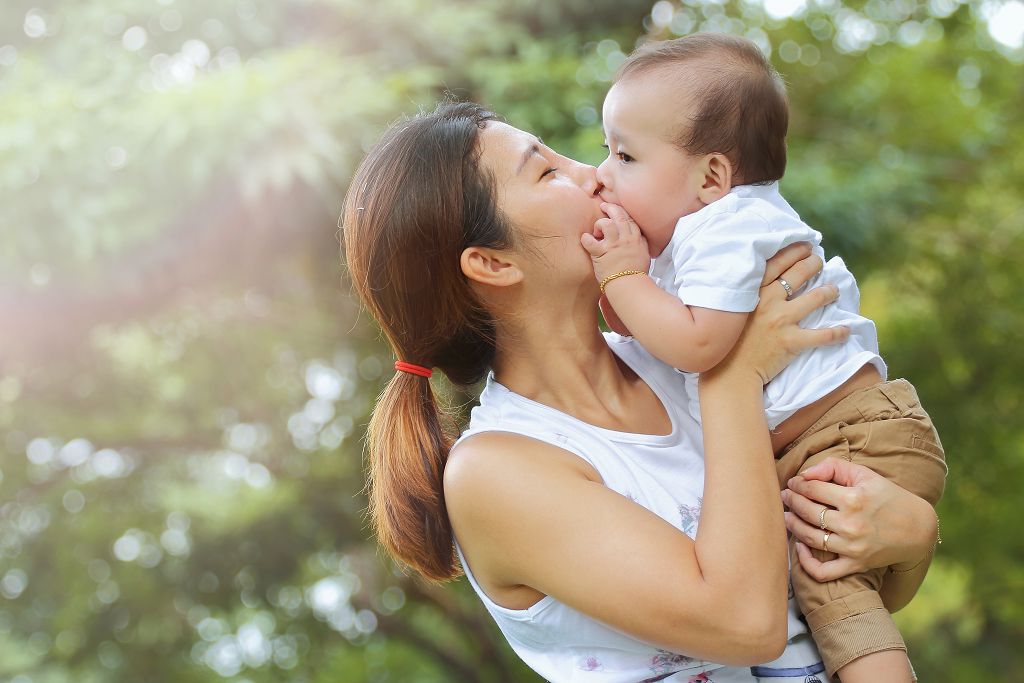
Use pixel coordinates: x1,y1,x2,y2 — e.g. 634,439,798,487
573,162,602,196
595,157,611,191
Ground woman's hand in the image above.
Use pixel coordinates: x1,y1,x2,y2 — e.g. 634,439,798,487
782,457,939,583
702,245,848,387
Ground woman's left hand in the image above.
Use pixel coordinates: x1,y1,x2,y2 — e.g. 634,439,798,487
782,457,938,582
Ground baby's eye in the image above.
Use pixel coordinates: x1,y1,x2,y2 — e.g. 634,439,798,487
617,152,634,163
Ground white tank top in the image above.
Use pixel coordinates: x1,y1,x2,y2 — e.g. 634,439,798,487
453,334,825,682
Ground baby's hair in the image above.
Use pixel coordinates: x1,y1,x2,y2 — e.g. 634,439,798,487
617,33,788,185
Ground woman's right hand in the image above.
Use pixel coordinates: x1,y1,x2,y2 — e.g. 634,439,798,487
703,244,850,387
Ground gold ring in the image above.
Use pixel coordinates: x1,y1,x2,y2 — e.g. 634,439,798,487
819,507,829,531
823,531,831,553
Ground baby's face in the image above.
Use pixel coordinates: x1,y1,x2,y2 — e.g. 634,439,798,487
597,76,706,257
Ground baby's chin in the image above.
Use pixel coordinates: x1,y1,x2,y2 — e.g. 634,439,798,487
639,231,669,259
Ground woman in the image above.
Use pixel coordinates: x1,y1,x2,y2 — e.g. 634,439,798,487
342,102,938,681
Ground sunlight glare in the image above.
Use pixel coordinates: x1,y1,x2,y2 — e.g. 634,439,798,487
988,1,1024,48
763,0,807,20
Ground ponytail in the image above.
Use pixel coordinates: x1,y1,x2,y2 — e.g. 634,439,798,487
342,101,510,581
366,372,457,581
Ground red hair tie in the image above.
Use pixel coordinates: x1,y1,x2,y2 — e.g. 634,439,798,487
394,360,433,378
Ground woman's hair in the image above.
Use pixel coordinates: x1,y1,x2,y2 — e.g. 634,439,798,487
341,101,513,581
617,33,789,185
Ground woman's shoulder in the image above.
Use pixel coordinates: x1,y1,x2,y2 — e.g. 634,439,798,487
443,432,601,578
446,430,599,500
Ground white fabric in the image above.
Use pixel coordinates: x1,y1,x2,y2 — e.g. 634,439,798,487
453,334,825,682
650,182,886,429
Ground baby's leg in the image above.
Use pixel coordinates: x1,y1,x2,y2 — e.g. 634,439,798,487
779,379,946,680
837,649,914,682
787,485,907,679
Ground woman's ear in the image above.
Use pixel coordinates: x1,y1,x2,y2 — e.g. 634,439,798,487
460,246,524,288
696,153,733,204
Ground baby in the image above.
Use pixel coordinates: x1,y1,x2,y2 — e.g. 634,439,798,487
582,33,947,682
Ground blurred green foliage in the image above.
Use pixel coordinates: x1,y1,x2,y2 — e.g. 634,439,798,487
0,0,1021,681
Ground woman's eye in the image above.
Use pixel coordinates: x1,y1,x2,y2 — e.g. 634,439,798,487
541,167,557,179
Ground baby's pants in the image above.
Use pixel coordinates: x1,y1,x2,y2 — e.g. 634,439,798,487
775,379,946,679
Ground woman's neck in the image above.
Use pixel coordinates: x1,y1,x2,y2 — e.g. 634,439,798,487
489,294,649,430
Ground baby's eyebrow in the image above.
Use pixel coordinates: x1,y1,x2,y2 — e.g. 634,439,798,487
606,128,629,144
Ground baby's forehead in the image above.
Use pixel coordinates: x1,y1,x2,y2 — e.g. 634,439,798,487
620,58,724,102
604,70,701,131
609,56,749,124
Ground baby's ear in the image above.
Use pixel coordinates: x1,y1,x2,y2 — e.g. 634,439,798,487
696,153,733,204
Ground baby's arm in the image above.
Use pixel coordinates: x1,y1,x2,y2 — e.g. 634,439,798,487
581,203,746,372
605,278,748,372
599,294,632,336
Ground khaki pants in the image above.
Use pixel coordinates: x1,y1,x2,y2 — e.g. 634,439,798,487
776,379,947,678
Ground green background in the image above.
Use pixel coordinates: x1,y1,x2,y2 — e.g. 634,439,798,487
1,0,1022,680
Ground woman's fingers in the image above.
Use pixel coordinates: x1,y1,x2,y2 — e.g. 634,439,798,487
798,324,850,349
762,242,813,285
784,511,845,556
786,283,840,321
777,252,824,291
783,488,837,533
797,456,864,486
787,474,854,510
794,540,863,582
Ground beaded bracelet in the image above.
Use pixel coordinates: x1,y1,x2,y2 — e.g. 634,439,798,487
599,269,646,293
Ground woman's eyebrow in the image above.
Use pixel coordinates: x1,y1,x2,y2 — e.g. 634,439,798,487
515,138,544,176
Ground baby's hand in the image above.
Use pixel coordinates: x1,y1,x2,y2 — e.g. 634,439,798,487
580,203,651,283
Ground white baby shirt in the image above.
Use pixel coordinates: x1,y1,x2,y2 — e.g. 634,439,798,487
649,182,887,429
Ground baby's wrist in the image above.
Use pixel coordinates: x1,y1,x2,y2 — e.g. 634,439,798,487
599,269,647,294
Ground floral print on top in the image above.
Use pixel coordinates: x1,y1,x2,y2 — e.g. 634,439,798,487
678,497,703,538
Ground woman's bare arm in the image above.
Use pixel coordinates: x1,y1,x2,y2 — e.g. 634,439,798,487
446,432,787,665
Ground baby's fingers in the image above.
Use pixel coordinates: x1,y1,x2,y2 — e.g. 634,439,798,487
601,203,640,236
595,217,621,243
580,232,606,256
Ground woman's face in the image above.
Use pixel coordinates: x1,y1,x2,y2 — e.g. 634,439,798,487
477,122,604,281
